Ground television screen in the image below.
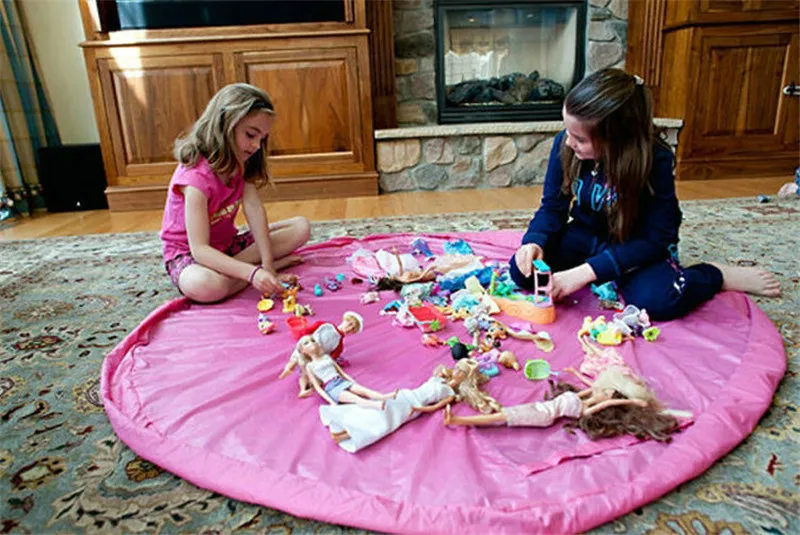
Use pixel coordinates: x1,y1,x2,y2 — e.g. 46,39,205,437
112,0,346,30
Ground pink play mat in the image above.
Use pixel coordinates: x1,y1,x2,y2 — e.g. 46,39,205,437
101,232,785,534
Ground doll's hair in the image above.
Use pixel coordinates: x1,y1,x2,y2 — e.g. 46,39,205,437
342,311,364,333
295,335,319,360
547,379,679,442
560,68,671,242
174,83,275,187
436,359,502,414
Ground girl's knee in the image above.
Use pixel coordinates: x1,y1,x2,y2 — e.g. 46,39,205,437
292,216,311,245
180,269,233,303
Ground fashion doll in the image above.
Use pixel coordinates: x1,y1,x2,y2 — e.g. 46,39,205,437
296,335,396,409
444,365,683,442
321,358,499,452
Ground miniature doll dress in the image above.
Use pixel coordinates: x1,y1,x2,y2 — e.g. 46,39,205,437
319,376,455,453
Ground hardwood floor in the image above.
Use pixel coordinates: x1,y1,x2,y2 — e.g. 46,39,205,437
0,176,789,240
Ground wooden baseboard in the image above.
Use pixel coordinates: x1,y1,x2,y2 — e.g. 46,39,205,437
677,155,799,181
106,173,379,211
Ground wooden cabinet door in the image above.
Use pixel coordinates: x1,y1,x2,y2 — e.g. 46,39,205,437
683,23,798,162
234,40,374,183
97,52,225,185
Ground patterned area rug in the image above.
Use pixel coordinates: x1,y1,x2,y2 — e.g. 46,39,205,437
1,197,798,534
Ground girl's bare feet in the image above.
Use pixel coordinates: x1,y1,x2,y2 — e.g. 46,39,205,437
443,404,452,425
710,262,781,297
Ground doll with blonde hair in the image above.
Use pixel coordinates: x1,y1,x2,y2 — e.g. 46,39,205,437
161,83,311,303
444,365,684,443
321,358,499,453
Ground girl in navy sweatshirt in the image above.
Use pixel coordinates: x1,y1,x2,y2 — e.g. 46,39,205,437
511,69,780,320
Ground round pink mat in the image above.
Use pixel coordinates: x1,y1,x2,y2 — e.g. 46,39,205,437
102,232,785,534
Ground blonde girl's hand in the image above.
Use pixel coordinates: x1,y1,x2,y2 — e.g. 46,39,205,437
251,267,283,295
514,243,544,278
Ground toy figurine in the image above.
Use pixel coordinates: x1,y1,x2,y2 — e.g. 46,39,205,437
288,311,364,367
320,358,497,453
421,333,445,347
314,284,323,297
298,335,396,409
324,276,342,292
444,365,685,442
257,313,275,334
360,291,380,304
492,260,556,325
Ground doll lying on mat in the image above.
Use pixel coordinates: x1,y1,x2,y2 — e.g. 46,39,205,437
295,335,397,409
443,365,686,442
321,358,499,453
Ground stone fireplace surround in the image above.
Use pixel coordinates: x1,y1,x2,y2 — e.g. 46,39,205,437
377,0,682,194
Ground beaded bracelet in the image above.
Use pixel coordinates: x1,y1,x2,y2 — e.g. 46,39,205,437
248,265,263,286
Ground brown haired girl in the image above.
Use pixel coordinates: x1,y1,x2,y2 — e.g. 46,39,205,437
161,83,310,303
511,68,780,320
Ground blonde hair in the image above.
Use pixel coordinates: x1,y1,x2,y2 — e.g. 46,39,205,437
174,83,275,187
436,359,502,414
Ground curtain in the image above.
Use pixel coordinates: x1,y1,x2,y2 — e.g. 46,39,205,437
0,0,60,220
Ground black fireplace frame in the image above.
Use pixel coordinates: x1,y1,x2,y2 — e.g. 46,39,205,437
435,0,587,124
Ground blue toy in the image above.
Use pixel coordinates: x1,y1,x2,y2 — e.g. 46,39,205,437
591,281,618,302
336,273,346,282
443,239,474,255
411,237,434,257
314,284,323,297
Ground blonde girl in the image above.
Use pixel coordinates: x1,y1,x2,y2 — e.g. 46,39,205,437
160,83,310,302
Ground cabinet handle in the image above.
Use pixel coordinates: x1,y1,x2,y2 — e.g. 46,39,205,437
783,82,800,96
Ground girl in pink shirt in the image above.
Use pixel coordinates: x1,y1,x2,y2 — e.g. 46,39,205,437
161,83,310,302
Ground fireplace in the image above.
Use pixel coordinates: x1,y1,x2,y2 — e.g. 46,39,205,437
435,0,587,124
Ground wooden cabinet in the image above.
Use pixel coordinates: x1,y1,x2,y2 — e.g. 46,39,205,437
628,0,799,180
78,0,377,211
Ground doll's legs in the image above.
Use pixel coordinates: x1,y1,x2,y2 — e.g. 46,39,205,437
337,390,386,409
298,374,313,397
443,404,508,426
349,384,398,401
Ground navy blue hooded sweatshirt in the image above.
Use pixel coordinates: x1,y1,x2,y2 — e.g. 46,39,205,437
522,131,681,283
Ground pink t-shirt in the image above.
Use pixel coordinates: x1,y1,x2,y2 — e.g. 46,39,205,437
160,158,245,263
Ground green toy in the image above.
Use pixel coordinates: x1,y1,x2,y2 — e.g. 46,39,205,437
524,359,551,380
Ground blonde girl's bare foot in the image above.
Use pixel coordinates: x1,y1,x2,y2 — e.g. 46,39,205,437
274,255,304,271
298,388,313,398
443,404,452,426
710,262,782,297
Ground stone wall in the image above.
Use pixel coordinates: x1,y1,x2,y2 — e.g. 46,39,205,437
393,0,629,126
376,119,681,193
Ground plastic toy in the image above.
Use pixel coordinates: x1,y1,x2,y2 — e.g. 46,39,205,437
294,303,314,316
257,313,276,335
443,239,474,255
591,281,618,302
493,260,555,324
421,334,445,347
643,327,660,341
336,273,346,282
257,298,274,312
314,284,323,297
498,351,521,371
360,291,380,304
407,303,447,333
524,359,552,380
411,237,434,257
324,276,342,292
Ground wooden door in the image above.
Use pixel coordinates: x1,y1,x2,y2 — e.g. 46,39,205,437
234,39,373,183
97,51,225,185
680,23,799,175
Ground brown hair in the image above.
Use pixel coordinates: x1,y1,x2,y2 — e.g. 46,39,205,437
547,380,679,442
560,68,671,241
173,83,275,187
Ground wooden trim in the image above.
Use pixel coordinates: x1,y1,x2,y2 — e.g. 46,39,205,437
105,172,379,211
80,29,370,48
678,154,799,181
365,0,397,129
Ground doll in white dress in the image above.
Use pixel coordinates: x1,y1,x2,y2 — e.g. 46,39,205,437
320,358,498,453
